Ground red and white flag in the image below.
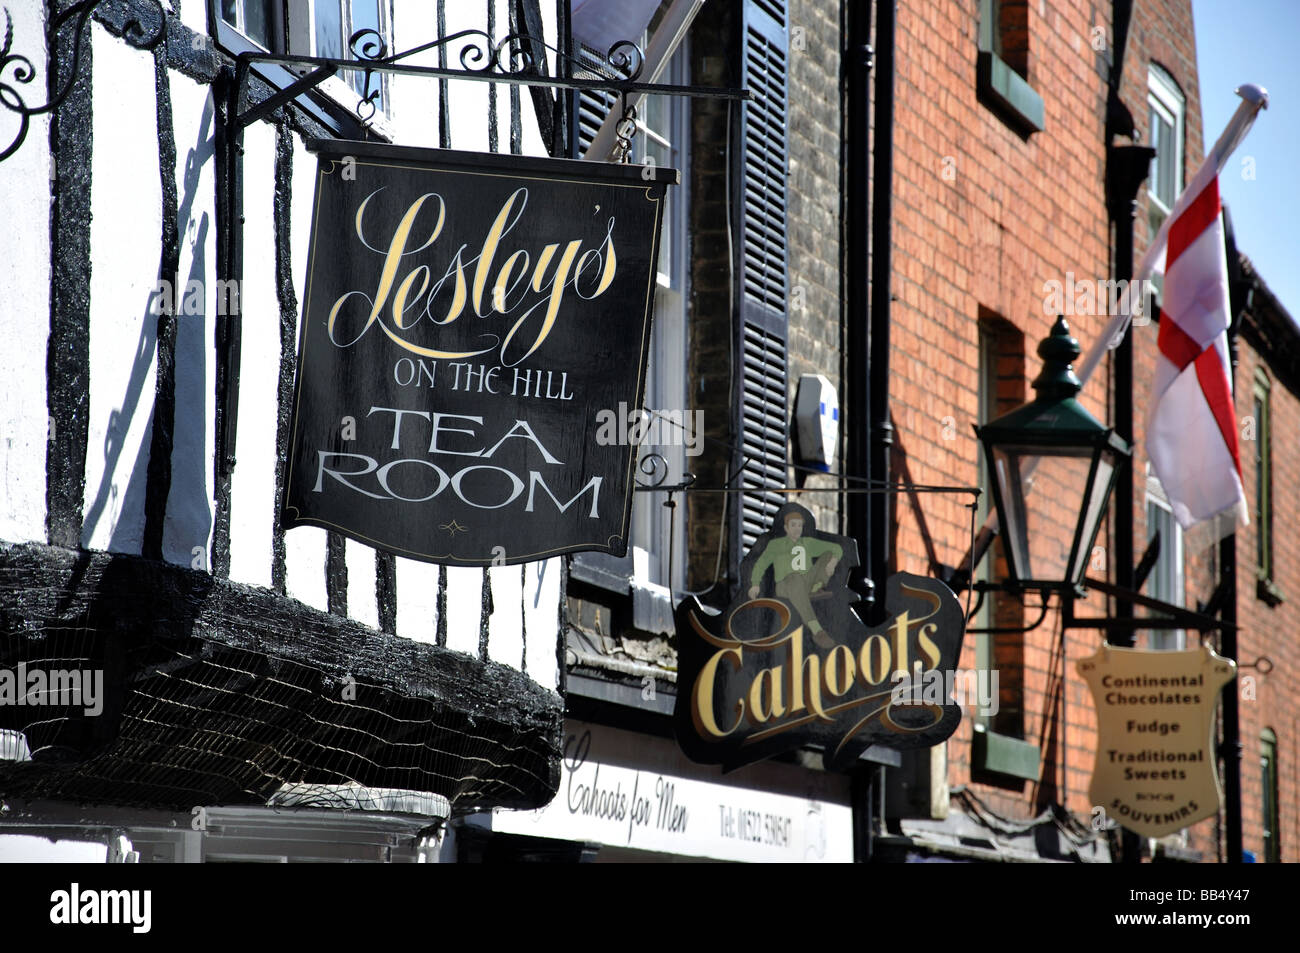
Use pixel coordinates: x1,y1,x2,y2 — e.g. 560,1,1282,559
1074,83,1267,543
1146,175,1247,535
957,85,1266,546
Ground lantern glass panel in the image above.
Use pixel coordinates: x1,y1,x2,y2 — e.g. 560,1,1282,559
1070,451,1116,584
993,445,1095,585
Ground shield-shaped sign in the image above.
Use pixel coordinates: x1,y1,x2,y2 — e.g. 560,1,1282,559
673,503,967,772
1077,643,1236,838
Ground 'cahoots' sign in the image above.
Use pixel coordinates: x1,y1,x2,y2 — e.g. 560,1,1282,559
674,504,967,772
283,141,675,565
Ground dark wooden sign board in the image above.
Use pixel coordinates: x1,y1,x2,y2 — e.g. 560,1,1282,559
283,141,676,565
674,504,967,772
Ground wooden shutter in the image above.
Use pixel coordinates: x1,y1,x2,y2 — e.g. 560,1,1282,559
573,43,621,157
736,0,790,552
574,51,613,155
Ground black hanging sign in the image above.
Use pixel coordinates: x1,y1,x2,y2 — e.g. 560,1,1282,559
674,504,967,772
283,141,676,565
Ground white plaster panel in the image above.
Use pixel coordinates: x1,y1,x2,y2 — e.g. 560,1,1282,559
288,133,316,344
346,537,379,628
441,0,493,153
0,2,51,543
174,0,206,38
81,25,161,555
523,557,560,689
386,0,549,153
162,72,218,570
284,524,328,610
395,556,437,644
442,565,483,657
386,0,451,150
226,120,280,587
281,130,327,610
486,564,525,671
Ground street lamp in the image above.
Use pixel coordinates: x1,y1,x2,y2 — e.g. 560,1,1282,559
975,316,1131,594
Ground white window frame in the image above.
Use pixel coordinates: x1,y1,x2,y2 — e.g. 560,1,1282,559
625,42,689,630
1147,65,1185,218
288,1,396,128
1145,471,1185,650
213,0,397,136
566,27,690,633
217,0,283,50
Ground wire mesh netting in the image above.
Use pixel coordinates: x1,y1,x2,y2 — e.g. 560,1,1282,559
0,545,562,814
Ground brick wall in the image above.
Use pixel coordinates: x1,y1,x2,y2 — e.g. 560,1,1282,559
888,0,1113,821
786,0,846,532
1229,277,1300,863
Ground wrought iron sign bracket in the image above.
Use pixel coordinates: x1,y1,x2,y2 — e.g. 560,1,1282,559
1062,576,1238,634
4,5,750,478
0,0,166,162
962,581,1053,635
213,29,747,476
226,29,750,135
1237,655,1274,674
633,479,982,497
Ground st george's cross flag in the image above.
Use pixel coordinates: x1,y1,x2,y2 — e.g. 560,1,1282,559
1145,174,1248,537
1104,83,1268,544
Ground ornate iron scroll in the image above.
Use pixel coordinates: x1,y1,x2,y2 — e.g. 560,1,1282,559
1,1,164,161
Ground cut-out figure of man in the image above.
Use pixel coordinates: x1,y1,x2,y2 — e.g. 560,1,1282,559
748,509,841,648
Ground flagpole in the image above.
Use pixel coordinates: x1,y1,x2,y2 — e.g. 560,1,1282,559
1076,84,1268,389
954,87,1266,863
1101,86,1263,864
1098,90,1263,864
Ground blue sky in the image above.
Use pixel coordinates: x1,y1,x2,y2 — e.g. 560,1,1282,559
1193,0,1300,318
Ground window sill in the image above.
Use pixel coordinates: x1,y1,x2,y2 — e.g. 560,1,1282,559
570,550,680,635
976,50,1044,135
312,72,396,142
1257,576,1285,608
569,554,632,593
211,19,387,140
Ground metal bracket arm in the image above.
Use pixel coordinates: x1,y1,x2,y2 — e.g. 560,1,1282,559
1064,577,1238,632
228,28,748,132
232,63,338,131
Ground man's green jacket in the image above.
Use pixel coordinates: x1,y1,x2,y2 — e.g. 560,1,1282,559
750,536,842,587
